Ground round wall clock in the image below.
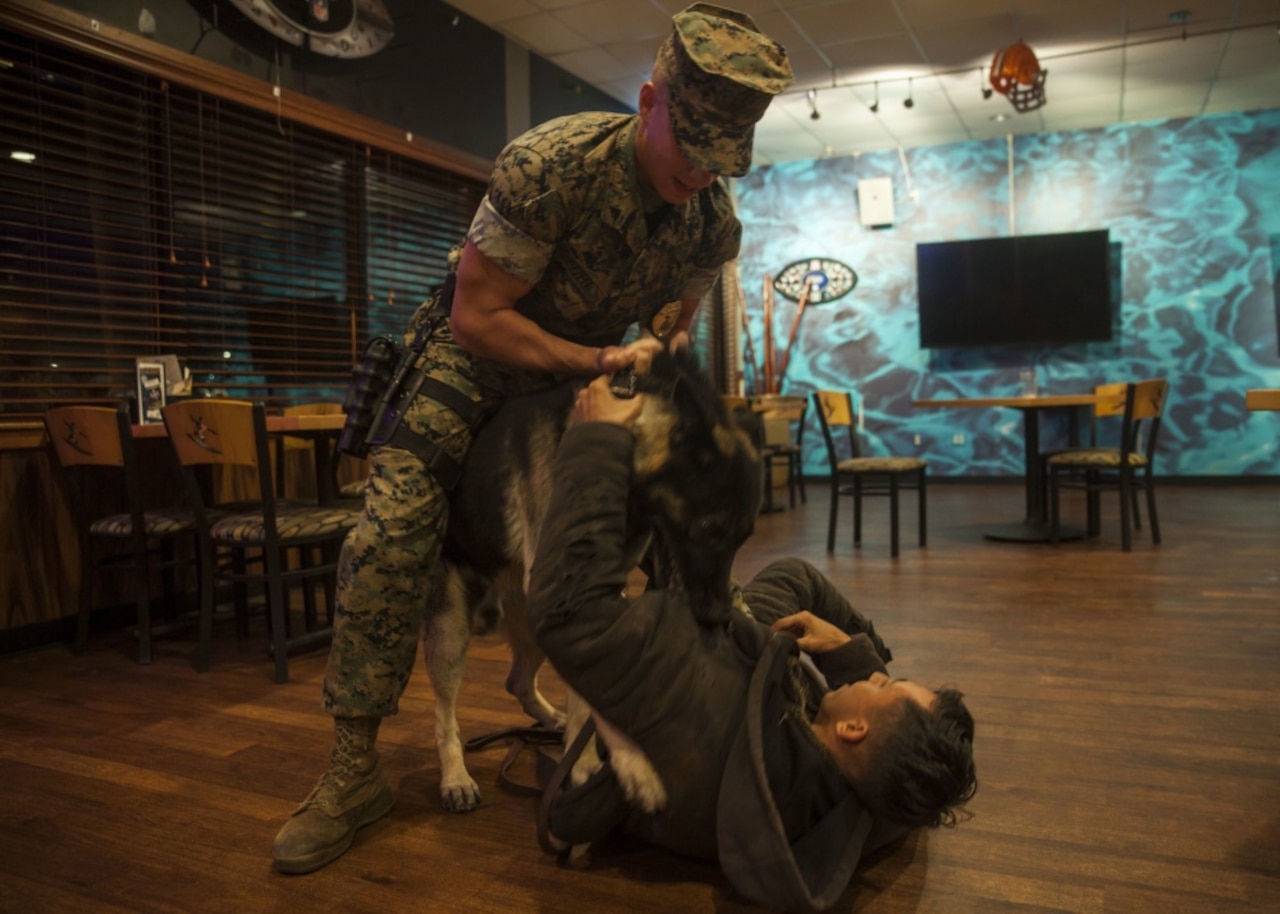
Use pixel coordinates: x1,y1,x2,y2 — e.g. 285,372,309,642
226,0,395,59
772,257,858,304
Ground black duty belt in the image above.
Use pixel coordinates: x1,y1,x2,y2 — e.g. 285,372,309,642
380,370,486,492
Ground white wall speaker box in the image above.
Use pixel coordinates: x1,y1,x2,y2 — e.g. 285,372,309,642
857,177,895,226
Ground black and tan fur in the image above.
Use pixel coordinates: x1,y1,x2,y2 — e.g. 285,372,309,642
424,349,762,812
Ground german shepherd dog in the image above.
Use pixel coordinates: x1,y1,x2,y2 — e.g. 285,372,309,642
425,348,763,813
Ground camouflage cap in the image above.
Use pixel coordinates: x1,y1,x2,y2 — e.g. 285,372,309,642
657,3,792,178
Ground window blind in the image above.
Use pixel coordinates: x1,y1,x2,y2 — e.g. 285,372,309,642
0,25,485,426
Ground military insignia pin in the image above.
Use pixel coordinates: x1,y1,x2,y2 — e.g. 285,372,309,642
651,301,683,340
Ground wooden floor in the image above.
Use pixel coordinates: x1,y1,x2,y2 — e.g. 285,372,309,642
2,483,1278,913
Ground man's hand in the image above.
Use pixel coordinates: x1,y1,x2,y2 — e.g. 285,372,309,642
771,611,853,655
572,375,645,428
596,337,663,376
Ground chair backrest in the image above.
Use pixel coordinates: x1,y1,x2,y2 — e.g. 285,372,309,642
814,389,854,428
1131,378,1168,422
162,399,279,516
1090,380,1168,451
163,399,267,470
45,404,129,469
1086,379,1168,461
279,402,342,452
44,403,147,545
1093,382,1129,418
276,401,345,498
812,389,861,465
1124,379,1169,460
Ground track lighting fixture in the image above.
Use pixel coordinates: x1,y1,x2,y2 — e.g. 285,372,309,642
903,78,914,109
806,89,820,120
869,81,879,114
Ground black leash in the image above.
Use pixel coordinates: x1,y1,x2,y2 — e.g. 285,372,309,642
536,718,598,856
465,724,565,798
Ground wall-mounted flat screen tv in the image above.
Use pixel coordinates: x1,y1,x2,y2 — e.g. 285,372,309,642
916,229,1114,348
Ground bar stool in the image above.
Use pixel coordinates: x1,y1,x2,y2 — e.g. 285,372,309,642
44,403,200,664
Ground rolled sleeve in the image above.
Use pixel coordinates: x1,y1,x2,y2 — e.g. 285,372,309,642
467,195,554,285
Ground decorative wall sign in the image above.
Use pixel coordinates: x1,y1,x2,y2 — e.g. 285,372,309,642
772,258,858,304
225,0,395,59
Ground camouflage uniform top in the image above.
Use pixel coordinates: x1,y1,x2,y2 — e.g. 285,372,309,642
466,112,741,349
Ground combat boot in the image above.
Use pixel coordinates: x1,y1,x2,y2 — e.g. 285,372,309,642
272,716,394,874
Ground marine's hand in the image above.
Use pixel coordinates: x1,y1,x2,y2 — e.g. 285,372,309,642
572,375,644,428
771,611,852,655
597,337,663,376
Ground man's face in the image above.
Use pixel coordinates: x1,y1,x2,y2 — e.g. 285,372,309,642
819,672,936,725
634,80,718,205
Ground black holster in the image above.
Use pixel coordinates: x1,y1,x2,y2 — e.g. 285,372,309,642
337,277,457,460
337,335,405,458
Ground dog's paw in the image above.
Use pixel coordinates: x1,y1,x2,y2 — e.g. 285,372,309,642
619,772,668,814
440,776,481,813
613,750,668,813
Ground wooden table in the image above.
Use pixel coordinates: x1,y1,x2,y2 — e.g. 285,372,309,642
1246,388,1280,411
914,394,1097,542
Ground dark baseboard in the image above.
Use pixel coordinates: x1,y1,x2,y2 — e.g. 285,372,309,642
0,585,248,658
0,601,139,658
799,474,1279,486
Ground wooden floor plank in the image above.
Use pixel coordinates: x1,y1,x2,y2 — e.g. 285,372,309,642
1,483,1278,912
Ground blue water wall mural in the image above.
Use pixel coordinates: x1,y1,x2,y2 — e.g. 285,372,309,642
734,108,1280,478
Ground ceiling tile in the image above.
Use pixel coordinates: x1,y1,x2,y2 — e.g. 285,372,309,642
446,0,540,25
787,0,906,44
550,0,670,45
501,12,594,55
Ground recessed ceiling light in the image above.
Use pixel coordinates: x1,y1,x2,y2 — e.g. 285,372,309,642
990,113,1009,123
10,150,36,163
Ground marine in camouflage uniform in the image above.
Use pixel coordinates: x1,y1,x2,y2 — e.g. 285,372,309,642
323,109,740,718
273,2,792,875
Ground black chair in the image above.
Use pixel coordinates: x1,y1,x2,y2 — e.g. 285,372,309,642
1047,379,1169,551
812,390,927,558
162,398,360,681
44,403,199,664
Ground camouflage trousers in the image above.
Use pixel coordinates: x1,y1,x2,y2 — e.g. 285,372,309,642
322,311,552,719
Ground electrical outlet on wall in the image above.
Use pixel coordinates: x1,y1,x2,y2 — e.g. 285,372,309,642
913,434,922,446
952,433,965,445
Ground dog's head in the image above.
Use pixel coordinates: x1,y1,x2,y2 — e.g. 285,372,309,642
629,348,762,624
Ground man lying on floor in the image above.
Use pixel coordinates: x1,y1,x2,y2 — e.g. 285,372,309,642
526,375,978,911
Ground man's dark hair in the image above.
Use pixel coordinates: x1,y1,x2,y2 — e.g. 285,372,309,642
859,687,977,829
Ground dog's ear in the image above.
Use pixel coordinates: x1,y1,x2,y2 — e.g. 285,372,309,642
660,351,729,442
